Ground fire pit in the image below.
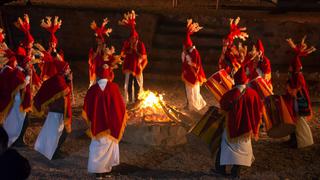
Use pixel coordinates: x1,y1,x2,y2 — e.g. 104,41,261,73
122,90,191,146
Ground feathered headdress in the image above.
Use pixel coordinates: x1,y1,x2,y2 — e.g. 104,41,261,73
118,10,138,38
14,14,34,47
286,36,316,72
90,18,112,42
41,16,62,45
184,19,203,48
226,17,249,44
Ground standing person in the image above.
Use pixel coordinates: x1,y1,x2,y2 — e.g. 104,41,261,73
283,36,316,148
119,10,148,104
214,67,263,178
82,62,127,178
218,17,248,76
39,16,65,81
88,18,113,87
33,60,72,160
181,19,206,111
14,14,42,91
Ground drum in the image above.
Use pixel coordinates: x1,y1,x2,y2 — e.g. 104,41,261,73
263,95,295,138
205,69,234,104
190,106,224,155
248,77,273,100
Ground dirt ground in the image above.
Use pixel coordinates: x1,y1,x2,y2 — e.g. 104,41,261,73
10,68,319,180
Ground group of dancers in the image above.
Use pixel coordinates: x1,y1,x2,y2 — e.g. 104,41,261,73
0,10,317,179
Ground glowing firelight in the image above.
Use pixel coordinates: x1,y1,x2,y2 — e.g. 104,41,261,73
138,90,163,109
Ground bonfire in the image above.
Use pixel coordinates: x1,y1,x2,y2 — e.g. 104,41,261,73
128,90,192,126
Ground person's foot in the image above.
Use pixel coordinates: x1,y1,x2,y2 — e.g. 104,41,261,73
95,172,112,179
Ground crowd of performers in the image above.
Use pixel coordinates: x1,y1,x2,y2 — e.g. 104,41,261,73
0,10,317,179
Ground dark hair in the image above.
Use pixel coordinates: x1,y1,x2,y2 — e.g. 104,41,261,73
0,126,8,149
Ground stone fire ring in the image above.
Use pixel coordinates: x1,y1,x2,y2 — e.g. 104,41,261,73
122,122,188,146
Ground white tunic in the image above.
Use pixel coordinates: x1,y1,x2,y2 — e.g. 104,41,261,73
124,73,144,103
220,84,254,167
34,112,64,160
185,82,207,111
88,79,120,173
220,130,254,167
3,92,27,147
296,116,314,148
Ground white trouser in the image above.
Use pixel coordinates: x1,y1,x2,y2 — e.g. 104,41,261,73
220,130,254,167
88,137,120,173
34,112,64,160
3,92,27,147
296,116,314,148
185,82,206,111
124,73,144,103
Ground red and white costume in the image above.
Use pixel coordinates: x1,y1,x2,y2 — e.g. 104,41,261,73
0,23,33,147
33,60,72,159
40,16,65,81
14,14,42,91
88,18,113,87
218,17,248,76
119,10,148,103
283,37,315,148
82,63,127,174
181,19,206,111
219,67,263,167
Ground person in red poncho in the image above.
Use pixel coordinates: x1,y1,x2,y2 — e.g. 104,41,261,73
82,61,127,178
0,28,32,147
181,19,207,111
283,36,316,148
14,14,42,91
119,10,147,104
214,67,263,178
218,17,248,76
88,18,117,87
33,60,72,160
39,16,65,81
245,39,273,92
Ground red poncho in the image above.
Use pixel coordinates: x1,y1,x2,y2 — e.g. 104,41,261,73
82,81,127,142
33,74,72,132
220,87,263,140
121,40,147,76
181,47,206,85
283,72,312,120
0,67,25,118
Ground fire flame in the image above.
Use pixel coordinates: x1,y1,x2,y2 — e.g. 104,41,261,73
128,90,172,123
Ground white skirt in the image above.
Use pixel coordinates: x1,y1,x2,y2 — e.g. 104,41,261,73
185,82,207,111
296,116,314,148
34,112,64,160
220,130,254,167
3,92,27,147
88,137,119,173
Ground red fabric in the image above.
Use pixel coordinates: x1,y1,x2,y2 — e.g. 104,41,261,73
121,40,147,76
41,59,68,80
220,86,263,139
0,67,25,113
283,72,312,119
181,48,206,85
88,49,114,82
83,82,127,140
184,34,193,48
256,39,264,53
33,74,70,113
130,27,139,38
219,46,240,75
20,83,31,111
234,67,248,85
